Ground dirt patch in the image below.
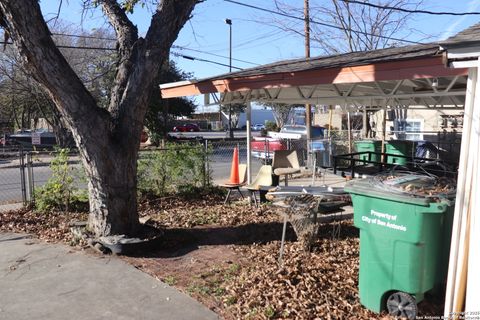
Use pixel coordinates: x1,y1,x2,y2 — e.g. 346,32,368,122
0,193,445,319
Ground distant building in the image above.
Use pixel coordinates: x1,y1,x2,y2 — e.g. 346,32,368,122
234,109,275,128
314,105,463,162
192,108,276,130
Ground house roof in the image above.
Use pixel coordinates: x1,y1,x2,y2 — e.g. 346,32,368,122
159,22,480,104
207,44,440,81
441,22,480,48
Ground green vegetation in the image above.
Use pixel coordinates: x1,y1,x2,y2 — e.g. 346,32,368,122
264,306,276,318
137,143,211,196
34,148,88,212
265,121,279,132
163,276,177,286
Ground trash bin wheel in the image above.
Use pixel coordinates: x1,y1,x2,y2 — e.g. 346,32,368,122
386,291,417,319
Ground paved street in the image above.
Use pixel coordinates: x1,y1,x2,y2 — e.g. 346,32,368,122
0,165,53,204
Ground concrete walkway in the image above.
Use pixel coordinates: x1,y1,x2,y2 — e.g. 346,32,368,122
0,233,219,320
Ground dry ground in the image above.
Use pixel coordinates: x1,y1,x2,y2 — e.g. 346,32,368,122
0,192,444,319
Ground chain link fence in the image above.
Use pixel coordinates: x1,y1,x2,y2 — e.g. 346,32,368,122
0,148,85,207
1,132,458,208
0,135,360,207
0,148,28,206
0,141,260,207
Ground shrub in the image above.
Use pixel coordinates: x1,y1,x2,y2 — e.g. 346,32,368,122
137,142,211,196
265,121,279,132
34,148,88,212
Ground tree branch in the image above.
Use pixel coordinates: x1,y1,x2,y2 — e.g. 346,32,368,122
0,0,111,159
113,0,199,136
98,0,138,115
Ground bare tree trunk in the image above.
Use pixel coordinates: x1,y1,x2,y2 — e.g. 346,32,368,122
84,143,139,236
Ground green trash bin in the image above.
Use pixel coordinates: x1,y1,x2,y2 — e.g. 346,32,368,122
384,140,414,165
345,176,454,319
354,140,382,163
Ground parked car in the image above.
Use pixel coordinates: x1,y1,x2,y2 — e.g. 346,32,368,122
251,125,325,162
251,123,265,131
270,125,325,139
251,137,287,163
172,123,200,132
8,129,57,147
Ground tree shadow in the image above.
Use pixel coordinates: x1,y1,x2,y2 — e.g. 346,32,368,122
129,222,297,258
127,220,360,258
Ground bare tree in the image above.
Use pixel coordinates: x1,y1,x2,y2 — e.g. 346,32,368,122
221,103,245,130
0,26,117,146
268,0,424,54
259,102,293,128
0,0,199,237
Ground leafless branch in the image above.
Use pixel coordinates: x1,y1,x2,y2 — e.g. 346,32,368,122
263,0,426,54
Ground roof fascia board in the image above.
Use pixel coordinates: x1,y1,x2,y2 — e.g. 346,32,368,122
443,46,480,60
159,80,196,89
449,60,479,69
440,41,480,50
160,57,467,98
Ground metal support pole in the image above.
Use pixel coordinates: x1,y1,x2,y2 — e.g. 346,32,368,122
381,107,387,162
347,111,352,154
363,107,368,138
26,152,34,204
328,105,333,138
304,0,312,167
19,148,27,206
278,214,288,267
204,140,210,187
246,101,252,183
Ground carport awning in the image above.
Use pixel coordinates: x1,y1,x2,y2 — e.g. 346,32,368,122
160,43,468,107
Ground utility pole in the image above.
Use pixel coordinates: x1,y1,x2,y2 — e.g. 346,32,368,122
226,19,232,73
304,0,310,59
225,18,234,139
304,0,312,164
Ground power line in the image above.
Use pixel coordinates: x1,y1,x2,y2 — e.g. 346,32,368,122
170,52,243,70
172,45,259,65
50,32,258,66
338,0,480,16
224,0,424,45
0,41,243,70
51,32,117,41
0,41,116,51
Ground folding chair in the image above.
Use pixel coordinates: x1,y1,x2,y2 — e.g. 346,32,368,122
219,164,247,204
245,165,273,207
272,150,301,186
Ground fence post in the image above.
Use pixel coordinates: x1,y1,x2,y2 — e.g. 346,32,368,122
26,152,35,205
19,148,27,206
204,139,210,187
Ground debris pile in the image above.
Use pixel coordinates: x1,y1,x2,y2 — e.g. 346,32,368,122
373,171,456,200
0,209,86,244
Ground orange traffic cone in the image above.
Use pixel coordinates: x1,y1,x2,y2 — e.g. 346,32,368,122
228,147,240,184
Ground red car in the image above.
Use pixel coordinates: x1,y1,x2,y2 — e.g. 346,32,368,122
172,123,200,132
251,137,287,162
